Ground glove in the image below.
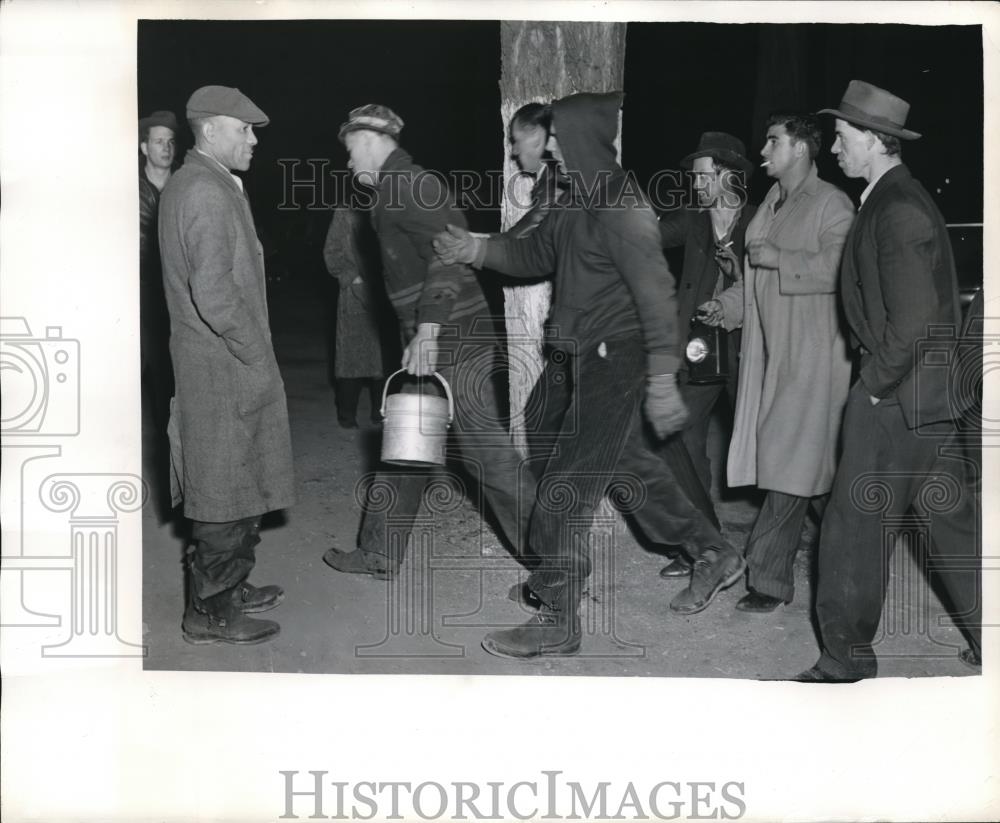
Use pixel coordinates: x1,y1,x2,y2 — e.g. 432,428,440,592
433,223,480,266
644,373,688,439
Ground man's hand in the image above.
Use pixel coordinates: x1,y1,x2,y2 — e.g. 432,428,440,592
644,373,689,439
714,243,743,280
401,323,441,376
695,299,724,327
433,223,479,266
746,238,780,269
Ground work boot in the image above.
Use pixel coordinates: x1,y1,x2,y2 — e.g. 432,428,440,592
322,547,395,579
482,605,582,659
182,588,280,645
235,581,285,613
669,545,746,615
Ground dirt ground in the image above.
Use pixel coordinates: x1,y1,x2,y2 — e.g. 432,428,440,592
141,277,978,680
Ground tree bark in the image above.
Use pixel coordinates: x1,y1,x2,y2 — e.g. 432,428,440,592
499,21,626,454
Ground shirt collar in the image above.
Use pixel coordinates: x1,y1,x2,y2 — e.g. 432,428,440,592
860,162,901,207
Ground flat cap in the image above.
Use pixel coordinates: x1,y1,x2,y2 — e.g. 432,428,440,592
186,85,269,126
338,104,404,142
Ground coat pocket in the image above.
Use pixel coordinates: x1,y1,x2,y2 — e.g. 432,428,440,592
235,357,284,417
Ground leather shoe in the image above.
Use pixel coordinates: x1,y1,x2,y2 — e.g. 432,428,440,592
793,664,860,684
659,554,693,579
669,546,745,615
236,581,284,613
482,606,582,659
323,547,395,579
508,581,542,609
735,591,785,613
959,647,982,669
182,608,280,645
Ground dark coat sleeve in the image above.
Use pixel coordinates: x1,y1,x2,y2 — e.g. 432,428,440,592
658,209,692,249
598,205,681,375
481,206,559,278
392,173,470,326
859,199,940,398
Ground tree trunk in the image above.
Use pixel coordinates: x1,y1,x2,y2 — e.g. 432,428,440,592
499,21,626,454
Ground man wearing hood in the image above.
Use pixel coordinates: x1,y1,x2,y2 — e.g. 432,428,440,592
436,92,745,659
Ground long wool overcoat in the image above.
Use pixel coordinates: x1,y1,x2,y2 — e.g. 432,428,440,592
158,149,295,522
717,168,854,497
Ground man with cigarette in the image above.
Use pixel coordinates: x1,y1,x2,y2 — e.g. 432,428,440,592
694,113,854,615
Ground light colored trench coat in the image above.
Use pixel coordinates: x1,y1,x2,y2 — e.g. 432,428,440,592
158,149,295,522
716,167,854,497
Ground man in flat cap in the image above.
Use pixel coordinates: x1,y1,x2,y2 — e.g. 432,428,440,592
139,110,177,439
799,81,982,680
323,104,535,582
158,85,294,645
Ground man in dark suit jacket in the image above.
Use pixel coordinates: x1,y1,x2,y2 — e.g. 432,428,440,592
798,81,982,681
656,132,756,578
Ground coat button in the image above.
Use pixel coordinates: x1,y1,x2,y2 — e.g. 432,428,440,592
856,280,862,287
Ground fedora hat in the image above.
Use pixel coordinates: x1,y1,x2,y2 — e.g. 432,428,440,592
680,132,753,175
819,80,921,140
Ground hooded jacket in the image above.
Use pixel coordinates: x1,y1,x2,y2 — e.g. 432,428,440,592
477,92,680,375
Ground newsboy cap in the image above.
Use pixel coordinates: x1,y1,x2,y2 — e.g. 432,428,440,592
819,80,921,140
338,104,404,142
139,110,179,138
186,85,269,126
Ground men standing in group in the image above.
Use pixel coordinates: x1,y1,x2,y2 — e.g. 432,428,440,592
139,110,178,432
800,81,981,680
655,132,757,579
436,92,745,659
699,114,854,614
159,86,294,645
322,105,534,579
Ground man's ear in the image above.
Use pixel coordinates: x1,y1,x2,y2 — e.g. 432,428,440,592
139,141,149,159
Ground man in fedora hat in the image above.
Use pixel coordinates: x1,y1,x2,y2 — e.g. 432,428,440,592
323,104,535,580
800,80,982,680
159,86,294,645
138,110,178,435
655,131,758,580
681,113,855,617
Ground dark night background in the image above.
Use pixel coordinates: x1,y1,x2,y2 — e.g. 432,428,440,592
138,20,983,287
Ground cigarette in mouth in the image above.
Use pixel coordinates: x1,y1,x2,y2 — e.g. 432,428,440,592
760,161,770,167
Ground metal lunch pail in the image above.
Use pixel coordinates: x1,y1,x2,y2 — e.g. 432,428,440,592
379,369,454,466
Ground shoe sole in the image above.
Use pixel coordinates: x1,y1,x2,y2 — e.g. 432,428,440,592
481,636,582,660
241,591,286,614
322,552,395,580
182,627,281,646
670,557,747,615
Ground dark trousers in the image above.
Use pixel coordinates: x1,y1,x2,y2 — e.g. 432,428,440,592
677,377,736,494
814,383,981,678
336,377,385,424
745,491,827,603
359,317,534,571
526,345,719,535
188,516,262,611
525,337,731,613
